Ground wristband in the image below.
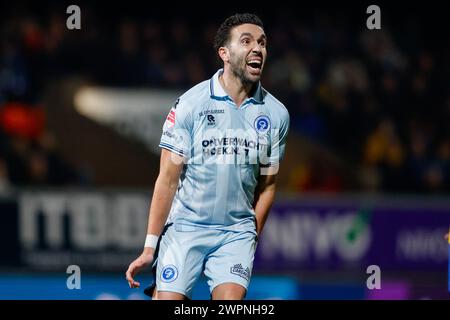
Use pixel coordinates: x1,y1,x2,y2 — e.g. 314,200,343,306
144,234,159,248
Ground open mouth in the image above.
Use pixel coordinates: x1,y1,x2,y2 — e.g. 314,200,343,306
246,59,262,74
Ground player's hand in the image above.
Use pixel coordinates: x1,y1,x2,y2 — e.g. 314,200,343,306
125,248,155,288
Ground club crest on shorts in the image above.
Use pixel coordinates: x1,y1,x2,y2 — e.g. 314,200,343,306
254,115,270,134
161,265,178,283
230,263,250,281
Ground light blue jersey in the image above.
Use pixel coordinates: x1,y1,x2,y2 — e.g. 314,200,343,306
159,69,290,234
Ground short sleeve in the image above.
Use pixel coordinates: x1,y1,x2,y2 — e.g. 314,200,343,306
261,108,290,172
159,98,193,158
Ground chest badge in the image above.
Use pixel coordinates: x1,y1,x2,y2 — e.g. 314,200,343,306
254,115,271,134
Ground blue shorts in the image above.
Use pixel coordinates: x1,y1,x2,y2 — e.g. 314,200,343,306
144,223,258,299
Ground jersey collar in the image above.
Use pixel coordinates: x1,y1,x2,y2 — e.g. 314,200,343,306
209,69,265,105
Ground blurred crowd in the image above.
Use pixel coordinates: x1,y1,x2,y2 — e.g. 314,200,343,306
0,4,448,194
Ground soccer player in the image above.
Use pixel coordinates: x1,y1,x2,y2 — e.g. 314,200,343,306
125,13,290,300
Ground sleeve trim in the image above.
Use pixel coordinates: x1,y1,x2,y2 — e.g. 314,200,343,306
159,143,186,157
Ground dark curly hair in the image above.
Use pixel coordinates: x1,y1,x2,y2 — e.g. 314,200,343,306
213,13,264,51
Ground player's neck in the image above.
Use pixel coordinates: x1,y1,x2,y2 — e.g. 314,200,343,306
219,70,256,108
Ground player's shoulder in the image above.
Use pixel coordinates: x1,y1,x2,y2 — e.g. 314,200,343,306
176,80,210,112
262,88,290,123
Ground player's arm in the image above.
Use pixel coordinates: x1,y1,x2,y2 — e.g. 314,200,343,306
253,168,278,237
254,108,289,238
126,148,184,288
145,148,184,238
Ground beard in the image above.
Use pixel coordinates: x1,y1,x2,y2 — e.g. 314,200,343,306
229,54,261,85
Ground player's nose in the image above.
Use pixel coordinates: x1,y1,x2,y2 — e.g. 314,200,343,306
251,44,262,53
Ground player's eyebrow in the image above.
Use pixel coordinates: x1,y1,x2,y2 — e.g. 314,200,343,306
239,32,253,39
239,33,267,41
258,34,267,42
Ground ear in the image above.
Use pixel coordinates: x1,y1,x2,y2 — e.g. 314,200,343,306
218,46,229,63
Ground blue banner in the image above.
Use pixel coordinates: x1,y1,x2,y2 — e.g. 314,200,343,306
254,196,450,271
